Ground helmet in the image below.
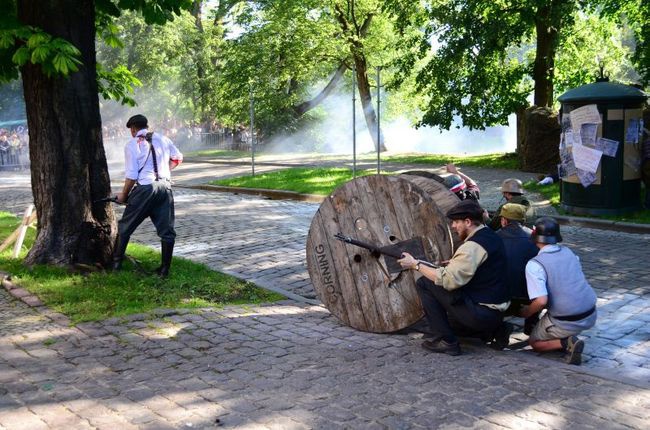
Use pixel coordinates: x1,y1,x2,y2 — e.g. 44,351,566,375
442,174,467,194
501,178,524,194
531,217,562,244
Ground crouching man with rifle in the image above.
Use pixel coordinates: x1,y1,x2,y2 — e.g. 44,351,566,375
398,199,512,356
111,114,183,278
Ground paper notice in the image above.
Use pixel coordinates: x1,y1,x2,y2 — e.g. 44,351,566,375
581,123,598,147
570,104,601,132
572,143,602,173
576,168,597,188
626,118,640,144
596,137,619,157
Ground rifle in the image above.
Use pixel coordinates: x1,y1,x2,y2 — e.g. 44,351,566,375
334,233,439,274
94,196,119,204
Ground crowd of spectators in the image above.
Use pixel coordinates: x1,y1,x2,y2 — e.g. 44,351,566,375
0,126,29,170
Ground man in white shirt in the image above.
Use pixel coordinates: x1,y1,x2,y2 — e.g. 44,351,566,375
112,114,183,278
521,217,597,365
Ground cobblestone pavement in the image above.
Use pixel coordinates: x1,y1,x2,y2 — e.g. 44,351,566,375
2,158,650,428
1,290,649,429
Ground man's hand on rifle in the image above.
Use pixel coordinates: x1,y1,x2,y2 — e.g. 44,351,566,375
116,192,128,204
397,252,418,271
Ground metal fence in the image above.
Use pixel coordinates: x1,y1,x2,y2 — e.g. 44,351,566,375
199,131,258,152
0,148,28,171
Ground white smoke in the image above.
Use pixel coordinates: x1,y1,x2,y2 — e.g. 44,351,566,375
263,89,516,156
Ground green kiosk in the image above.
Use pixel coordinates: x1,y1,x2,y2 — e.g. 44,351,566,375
558,80,647,215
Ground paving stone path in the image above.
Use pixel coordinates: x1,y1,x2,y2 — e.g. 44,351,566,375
1,158,650,428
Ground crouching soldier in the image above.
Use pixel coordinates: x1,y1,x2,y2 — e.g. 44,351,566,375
398,200,512,356
521,217,597,365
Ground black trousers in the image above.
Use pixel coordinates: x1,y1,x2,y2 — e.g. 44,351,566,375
118,181,176,244
416,277,503,343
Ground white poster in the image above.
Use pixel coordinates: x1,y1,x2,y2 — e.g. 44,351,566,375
572,143,603,173
570,104,601,133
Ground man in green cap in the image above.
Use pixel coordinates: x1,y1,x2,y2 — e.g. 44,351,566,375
496,203,539,333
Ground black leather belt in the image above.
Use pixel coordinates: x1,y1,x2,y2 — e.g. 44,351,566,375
553,306,595,322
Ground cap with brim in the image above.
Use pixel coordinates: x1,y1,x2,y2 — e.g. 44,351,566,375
499,203,526,222
446,199,484,220
126,114,148,128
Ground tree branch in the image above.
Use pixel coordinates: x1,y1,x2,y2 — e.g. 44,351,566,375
292,62,348,116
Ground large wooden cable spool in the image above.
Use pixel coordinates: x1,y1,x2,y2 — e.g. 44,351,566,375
306,174,460,333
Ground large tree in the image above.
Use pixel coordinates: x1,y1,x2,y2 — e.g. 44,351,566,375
0,0,191,267
386,0,643,130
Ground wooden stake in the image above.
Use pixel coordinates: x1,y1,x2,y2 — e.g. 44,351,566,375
0,205,36,255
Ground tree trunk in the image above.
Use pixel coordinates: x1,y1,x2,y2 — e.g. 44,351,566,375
333,4,386,152
18,0,116,267
354,55,386,152
533,3,561,107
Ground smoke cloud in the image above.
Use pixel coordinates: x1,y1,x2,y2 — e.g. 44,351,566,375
263,90,516,156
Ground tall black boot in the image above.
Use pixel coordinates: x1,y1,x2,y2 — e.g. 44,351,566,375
112,235,128,271
156,241,174,278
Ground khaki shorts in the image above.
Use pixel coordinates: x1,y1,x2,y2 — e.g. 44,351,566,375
529,313,579,342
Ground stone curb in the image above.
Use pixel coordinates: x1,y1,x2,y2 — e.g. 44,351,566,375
554,214,650,234
1,272,44,308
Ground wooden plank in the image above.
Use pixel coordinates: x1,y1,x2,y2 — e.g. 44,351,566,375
1,208,36,254
12,205,34,258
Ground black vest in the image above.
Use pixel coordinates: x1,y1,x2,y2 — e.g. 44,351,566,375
496,224,539,299
464,227,509,304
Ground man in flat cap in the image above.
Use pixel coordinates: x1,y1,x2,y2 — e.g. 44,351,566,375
111,114,183,278
496,203,539,333
399,199,511,355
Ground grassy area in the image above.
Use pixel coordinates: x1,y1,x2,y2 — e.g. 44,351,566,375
210,167,380,195
382,152,520,170
0,212,283,323
188,149,520,170
524,180,650,224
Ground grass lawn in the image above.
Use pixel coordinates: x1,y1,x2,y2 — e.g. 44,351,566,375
210,167,380,195
0,212,283,323
208,152,518,196
524,180,650,224
382,152,519,170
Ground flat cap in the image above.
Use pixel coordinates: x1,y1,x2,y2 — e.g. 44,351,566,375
500,203,527,222
446,199,484,221
126,114,148,128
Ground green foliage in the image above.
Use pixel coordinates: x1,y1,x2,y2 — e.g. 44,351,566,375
0,211,282,323
386,0,644,130
0,0,193,101
97,64,142,106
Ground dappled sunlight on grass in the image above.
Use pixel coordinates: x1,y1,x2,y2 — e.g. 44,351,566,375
0,212,283,323
210,167,378,195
